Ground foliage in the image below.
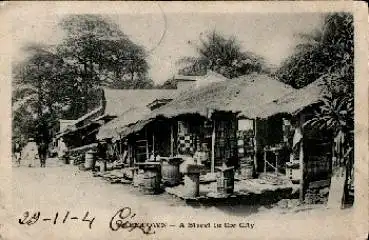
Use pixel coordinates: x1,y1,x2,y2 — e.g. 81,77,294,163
300,12,354,138
301,13,354,203
275,12,354,89
57,14,152,114
178,31,269,78
12,44,67,143
12,15,153,144
278,12,354,148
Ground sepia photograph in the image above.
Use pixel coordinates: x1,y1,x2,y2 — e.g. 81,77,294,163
1,2,367,240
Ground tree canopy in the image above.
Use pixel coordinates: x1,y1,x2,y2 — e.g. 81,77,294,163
12,14,153,144
177,31,269,79
275,12,353,91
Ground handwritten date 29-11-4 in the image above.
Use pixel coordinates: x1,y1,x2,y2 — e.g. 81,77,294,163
18,211,95,229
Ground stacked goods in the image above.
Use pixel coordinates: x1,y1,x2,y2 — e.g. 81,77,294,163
304,180,330,204
259,172,291,185
216,166,235,195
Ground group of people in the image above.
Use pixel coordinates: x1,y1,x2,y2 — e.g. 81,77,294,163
13,138,48,167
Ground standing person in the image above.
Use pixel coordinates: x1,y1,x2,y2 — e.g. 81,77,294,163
58,138,68,163
14,141,22,167
22,138,38,167
38,140,48,167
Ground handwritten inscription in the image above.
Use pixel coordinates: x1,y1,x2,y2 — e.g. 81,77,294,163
18,211,95,229
109,207,166,235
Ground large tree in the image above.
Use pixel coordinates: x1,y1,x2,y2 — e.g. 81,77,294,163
12,44,68,144
13,15,154,145
178,31,269,78
57,15,152,115
275,13,353,90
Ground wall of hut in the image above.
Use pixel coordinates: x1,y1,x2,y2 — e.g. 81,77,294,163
299,106,333,204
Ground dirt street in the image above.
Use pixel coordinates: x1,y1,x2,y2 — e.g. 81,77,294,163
1,158,357,240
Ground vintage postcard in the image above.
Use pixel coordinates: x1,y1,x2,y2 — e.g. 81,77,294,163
0,1,368,240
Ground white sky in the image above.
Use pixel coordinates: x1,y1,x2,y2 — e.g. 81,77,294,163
11,10,325,84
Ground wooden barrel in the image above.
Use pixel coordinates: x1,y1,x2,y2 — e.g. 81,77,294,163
140,168,161,194
217,169,235,194
84,150,96,170
183,173,200,198
161,161,181,186
240,163,253,179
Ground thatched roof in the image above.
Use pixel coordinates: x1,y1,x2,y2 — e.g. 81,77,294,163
96,88,175,140
103,88,177,117
112,74,294,138
96,106,151,140
97,71,228,140
143,73,294,120
258,78,327,118
99,73,327,140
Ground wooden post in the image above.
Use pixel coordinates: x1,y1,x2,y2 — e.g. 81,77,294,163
211,119,216,173
264,148,267,173
119,134,122,156
299,139,304,201
299,114,305,202
275,151,279,174
253,118,258,172
145,128,149,160
170,123,174,157
152,132,155,154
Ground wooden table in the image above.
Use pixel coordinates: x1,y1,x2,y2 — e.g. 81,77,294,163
263,145,284,174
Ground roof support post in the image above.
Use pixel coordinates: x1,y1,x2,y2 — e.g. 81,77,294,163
152,132,155,156
253,118,258,172
145,127,149,160
299,113,305,202
211,119,216,173
170,122,174,157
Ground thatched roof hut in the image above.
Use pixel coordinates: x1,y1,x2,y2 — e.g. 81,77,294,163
115,74,295,138
98,74,328,140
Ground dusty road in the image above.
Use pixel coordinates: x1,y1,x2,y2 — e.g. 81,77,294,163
1,158,360,240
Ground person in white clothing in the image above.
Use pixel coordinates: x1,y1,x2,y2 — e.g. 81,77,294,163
58,138,68,161
22,138,38,167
